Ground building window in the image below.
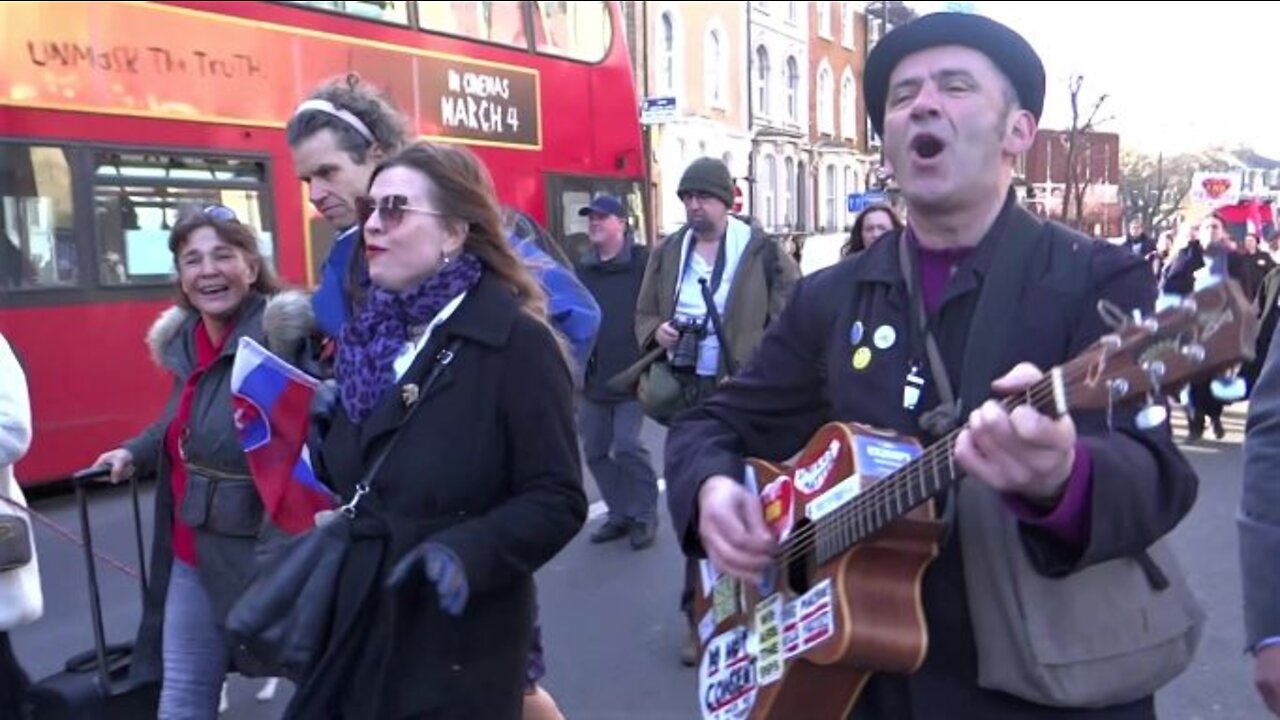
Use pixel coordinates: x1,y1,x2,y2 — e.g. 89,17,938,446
817,62,834,135
840,68,856,140
660,12,675,93
784,156,795,227
824,164,837,230
842,2,855,48
817,2,832,38
764,154,778,229
706,29,724,107
839,165,849,221
787,2,799,23
786,56,799,122
755,45,771,119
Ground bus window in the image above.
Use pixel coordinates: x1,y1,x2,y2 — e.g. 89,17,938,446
0,144,76,290
417,1,528,48
92,152,274,286
285,0,409,24
547,177,646,262
533,1,611,63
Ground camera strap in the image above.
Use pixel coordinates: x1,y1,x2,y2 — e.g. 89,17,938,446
679,230,735,376
679,229,729,296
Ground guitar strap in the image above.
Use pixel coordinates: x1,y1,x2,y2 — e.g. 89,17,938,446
898,203,1044,533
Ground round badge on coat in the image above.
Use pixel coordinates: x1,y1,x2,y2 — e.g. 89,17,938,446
852,347,872,371
849,321,865,346
873,325,897,350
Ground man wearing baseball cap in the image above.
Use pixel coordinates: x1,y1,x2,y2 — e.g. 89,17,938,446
665,13,1200,717
573,194,661,551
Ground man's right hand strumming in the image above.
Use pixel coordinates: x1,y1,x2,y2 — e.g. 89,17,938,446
697,475,776,583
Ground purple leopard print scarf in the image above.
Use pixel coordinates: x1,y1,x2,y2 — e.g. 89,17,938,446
336,253,482,423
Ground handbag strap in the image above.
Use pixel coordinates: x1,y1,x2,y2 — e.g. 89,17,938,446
339,337,463,517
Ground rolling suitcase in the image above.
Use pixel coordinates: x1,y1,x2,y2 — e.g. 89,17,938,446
27,467,159,719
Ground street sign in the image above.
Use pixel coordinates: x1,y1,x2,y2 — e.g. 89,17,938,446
847,193,866,213
640,96,677,125
864,190,888,206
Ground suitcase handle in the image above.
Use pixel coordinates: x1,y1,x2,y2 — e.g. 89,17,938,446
72,465,150,598
71,465,149,694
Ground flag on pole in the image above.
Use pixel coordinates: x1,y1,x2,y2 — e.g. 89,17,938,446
230,337,335,534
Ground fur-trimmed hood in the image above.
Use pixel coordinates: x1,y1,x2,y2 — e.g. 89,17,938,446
144,290,315,367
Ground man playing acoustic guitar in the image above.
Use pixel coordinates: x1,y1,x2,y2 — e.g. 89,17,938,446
667,13,1204,720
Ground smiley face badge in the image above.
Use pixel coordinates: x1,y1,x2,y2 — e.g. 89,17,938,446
852,346,872,371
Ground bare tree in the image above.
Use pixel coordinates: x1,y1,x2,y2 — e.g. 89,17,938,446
1060,75,1111,229
1121,149,1230,231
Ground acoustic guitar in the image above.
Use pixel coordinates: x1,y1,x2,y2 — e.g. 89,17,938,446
692,280,1258,720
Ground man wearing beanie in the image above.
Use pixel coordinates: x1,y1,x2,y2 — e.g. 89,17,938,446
665,13,1200,718
634,156,799,664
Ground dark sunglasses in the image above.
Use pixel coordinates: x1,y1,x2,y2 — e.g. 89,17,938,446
201,203,239,223
355,194,444,230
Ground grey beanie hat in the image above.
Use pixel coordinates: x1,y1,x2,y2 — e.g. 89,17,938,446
677,157,734,207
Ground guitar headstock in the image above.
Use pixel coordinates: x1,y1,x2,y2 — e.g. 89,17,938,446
1066,279,1259,412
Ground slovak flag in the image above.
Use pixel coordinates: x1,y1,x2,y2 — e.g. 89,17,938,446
230,337,336,534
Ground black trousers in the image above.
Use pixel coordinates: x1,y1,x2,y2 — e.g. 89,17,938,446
0,632,30,719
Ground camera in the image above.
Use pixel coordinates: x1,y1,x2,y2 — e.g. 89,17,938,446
668,317,706,373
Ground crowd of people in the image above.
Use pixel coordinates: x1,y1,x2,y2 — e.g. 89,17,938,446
2,11,1280,720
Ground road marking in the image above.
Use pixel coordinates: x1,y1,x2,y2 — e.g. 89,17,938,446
589,478,666,519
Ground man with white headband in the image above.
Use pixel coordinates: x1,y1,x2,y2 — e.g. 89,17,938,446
286,74,575,720
287,75,409,339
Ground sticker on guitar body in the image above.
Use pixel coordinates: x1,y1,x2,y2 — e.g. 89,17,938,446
699,626,758,720
805,435,923,522
796,579,835,653
754,595,785,686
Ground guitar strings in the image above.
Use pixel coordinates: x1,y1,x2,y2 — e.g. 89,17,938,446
764,288,1228,568
774,363,1083,563
772,372,1065,565
770,357,1101,567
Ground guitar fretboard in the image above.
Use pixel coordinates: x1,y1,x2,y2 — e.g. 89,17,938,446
809,373,1061,565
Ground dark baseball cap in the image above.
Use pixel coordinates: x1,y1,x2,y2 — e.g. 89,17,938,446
578,194,626,218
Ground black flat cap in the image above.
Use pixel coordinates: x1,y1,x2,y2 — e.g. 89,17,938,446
864,12,1045,137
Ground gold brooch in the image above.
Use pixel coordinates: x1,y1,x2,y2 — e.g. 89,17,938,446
401,383,420,407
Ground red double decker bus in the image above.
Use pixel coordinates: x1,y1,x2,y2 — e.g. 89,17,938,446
1,1,647,485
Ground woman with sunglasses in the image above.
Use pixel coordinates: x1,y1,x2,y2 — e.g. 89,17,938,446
90,205,314,719
285,143,586,720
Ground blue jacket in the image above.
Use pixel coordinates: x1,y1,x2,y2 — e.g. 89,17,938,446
312,227,359,340
509,236,601,386
310,229,600,384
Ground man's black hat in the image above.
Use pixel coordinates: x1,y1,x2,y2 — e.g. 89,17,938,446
863,12,1045,137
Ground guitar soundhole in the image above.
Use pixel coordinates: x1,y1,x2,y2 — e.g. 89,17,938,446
779,518,815,595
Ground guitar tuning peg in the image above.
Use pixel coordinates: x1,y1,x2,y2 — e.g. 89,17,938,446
1180,343,1206,363
1212,365,1248,402
1135,361,1169,430
1135,402,1169,431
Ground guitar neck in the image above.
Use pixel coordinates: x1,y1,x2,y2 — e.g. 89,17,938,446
809,369,1065,565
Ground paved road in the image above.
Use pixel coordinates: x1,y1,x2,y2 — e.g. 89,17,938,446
10,407,1269,718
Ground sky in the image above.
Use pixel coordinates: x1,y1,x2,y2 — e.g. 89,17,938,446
911,1,1280,158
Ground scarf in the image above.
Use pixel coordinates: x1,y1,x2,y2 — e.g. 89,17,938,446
337,253,482,423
